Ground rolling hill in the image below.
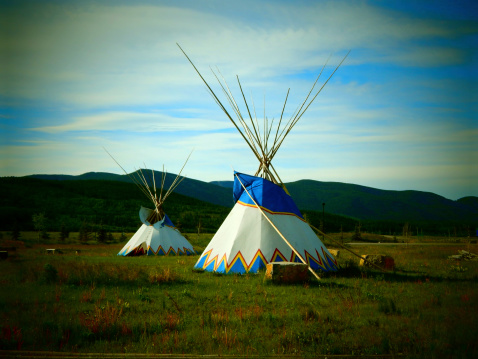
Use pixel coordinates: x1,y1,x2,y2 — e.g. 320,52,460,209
26,172,478,223
0,176,230,233
209,178,477,222
30,172,233,208
285,180,477,222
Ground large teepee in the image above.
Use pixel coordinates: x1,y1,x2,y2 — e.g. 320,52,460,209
179,44,348,274
107,150,195,256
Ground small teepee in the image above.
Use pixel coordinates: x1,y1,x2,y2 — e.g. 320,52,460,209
107,150,195,256
179,44,348,275
118,205,195,256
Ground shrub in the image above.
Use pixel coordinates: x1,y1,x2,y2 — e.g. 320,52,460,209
42,264,58,284
378,298,400,315
338,259,362,277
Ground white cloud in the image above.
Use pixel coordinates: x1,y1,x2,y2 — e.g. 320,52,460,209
2,0,473,106
29,111,229,134
1,0,476,201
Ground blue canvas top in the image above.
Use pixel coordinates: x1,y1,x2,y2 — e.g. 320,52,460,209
162,213,175,227
139,206,175,227
232,171,303,218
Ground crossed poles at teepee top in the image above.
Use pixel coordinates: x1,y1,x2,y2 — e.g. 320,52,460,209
177,43,350,190
104,147,193,225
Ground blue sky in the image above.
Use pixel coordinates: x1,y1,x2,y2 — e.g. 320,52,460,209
1,0,477,200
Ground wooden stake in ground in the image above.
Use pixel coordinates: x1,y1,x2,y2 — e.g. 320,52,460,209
309,223,386,272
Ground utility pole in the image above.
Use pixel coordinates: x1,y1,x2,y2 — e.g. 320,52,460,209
322,202,325,241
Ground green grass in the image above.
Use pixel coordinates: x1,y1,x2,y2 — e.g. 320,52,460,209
0,232,477,357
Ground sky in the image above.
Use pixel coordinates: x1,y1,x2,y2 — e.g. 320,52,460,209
1,0,477,200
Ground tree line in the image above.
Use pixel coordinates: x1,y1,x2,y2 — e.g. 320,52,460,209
0,177,474,239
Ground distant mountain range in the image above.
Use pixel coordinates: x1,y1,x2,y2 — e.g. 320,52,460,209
29,172,234,208
27,172,477,223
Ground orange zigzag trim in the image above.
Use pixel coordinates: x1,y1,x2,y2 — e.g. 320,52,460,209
199,249,216,268
219,249,269,273
290,248,328,271
148,245,192,255
199,248,267,273
198,247,329,273
321,247,338,267
271,248,288,262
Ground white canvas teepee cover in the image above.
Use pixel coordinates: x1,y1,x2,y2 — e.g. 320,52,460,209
118,206,195,256
194,172,337,273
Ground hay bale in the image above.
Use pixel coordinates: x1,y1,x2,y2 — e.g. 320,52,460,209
360,254,395,270
265,262,309,283
448,250,478,261
328,249,340,258
46,249,63,255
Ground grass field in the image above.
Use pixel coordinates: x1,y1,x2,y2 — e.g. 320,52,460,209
0,232,477,358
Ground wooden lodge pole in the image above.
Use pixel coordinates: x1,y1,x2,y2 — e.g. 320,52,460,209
234,173,322,281
308,224,386,272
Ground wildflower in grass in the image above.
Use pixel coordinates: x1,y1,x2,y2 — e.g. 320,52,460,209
55,286,62,302
164,313,181,331
80,286,95,303
450,265,468,272
78,302,123,336
59,329,70,350
0,325,23,350
121,323,132,336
